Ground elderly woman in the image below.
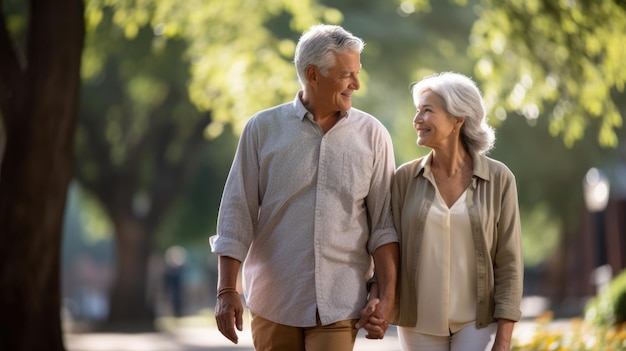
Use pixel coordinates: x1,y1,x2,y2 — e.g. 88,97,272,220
391,72,523,351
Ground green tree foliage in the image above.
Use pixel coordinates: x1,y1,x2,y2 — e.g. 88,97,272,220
85,0,342,133
400,0,626,148
473,0,625,147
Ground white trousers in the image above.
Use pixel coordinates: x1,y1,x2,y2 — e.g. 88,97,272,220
398,323,497,351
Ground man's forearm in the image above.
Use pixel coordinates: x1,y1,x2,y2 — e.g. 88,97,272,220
218,255,242,291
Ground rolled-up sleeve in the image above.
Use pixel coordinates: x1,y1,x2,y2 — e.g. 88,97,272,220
493,171,523,321
366,127,398,254
209,117,260,262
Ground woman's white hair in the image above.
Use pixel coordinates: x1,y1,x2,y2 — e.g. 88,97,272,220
411,72,495,156
294,24,364,87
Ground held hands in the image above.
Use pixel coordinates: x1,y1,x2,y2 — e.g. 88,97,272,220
355,284,390,339
215,288,244,344
355,297,389,339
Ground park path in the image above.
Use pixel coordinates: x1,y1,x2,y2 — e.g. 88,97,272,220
64,319,573,351
65,325,401,351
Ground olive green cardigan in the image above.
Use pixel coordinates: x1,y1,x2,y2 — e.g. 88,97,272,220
391,152,523,328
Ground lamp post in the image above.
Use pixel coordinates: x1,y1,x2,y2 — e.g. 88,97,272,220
582,167,611,291
583,168,610,213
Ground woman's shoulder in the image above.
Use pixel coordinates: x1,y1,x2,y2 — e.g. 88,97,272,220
395,156,428,181
480,155,516,181
397,156,426,172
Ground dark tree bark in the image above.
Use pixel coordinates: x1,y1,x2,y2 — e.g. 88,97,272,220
0,0,84,350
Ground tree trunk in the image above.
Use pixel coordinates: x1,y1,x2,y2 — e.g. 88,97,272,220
106,215,155,330
0,0,84,350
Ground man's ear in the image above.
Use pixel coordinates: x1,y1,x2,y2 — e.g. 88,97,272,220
305,65,317,84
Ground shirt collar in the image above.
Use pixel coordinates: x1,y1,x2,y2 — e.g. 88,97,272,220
472,153,491,181
293,91,350,121
293,91,309,121
413,152,429,178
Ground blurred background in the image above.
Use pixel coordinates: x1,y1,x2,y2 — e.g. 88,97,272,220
1,0,625,349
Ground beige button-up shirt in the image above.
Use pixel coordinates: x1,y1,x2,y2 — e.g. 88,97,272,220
391,151,523,329
210,93,397,327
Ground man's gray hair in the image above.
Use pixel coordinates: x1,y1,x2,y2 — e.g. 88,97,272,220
294,24,364,87
411,72,496,156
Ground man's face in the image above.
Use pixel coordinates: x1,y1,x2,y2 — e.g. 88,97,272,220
311,50,361,114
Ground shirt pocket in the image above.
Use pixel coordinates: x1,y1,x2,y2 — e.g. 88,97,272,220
327,150,373,199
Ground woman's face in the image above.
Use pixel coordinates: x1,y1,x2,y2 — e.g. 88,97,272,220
412,90,460,150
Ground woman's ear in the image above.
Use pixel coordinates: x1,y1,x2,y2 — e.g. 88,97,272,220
457,117,465,127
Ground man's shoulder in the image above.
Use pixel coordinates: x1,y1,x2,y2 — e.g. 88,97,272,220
349,107,378,121
246,101,297,126
348,108,390,132
255,101,294,117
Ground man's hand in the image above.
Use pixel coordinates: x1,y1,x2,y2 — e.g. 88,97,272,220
355,296,378,329
356,242,398,340
215,289,244,344
362,304,389,338
355,283,390,339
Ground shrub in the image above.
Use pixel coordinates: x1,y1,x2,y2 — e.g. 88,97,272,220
511,312,626,351
585,268,626,327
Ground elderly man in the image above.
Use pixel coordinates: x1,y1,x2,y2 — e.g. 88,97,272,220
210,24,398,351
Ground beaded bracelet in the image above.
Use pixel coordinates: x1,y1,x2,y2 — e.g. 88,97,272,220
217,287,238,299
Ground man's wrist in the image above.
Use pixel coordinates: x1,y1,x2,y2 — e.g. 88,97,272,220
217,287,238,299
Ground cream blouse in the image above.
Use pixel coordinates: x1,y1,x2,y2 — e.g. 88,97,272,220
415,182,477,335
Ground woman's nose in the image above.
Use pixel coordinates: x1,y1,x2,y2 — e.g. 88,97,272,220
413,112,421,125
